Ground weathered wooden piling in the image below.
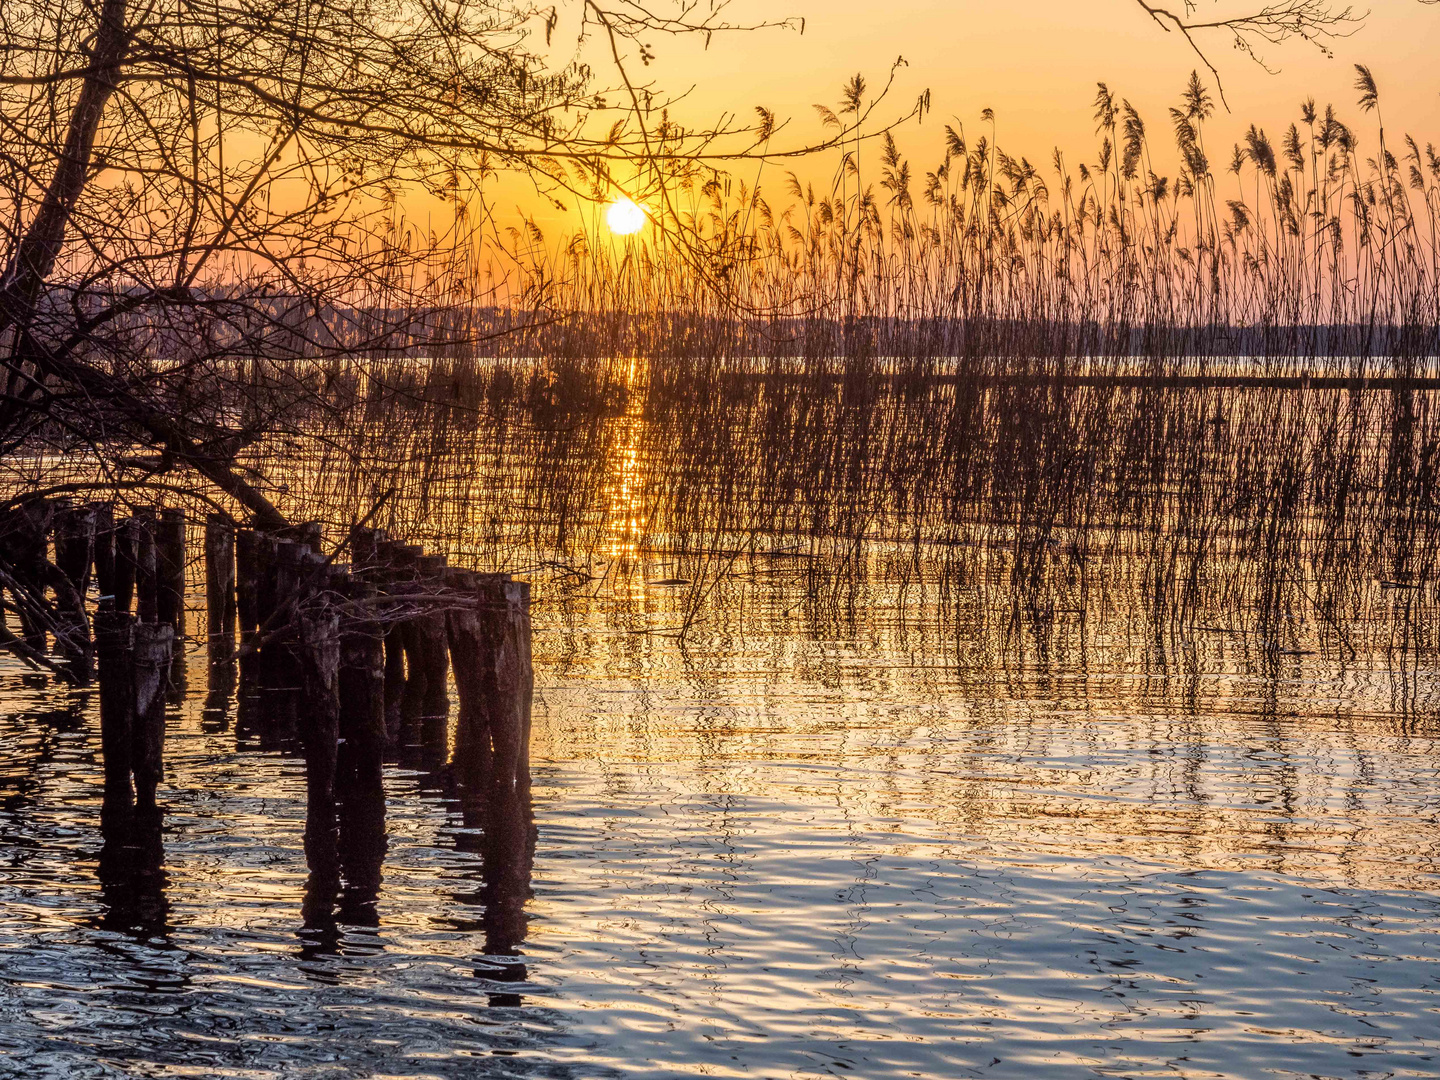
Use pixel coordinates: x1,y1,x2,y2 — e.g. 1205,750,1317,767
205,515,237,708
293,521,323,550
252,533,305,690
234,527,260,684
252,530,278,630
447,571,534,802
205,516,236,642
497,578,534,792
133,510,159,624
407,553,451,755
156,508,186,633
3,493,535,851
51,499,95,675
54,500,96,597
91,503,117,609
350,526,382,577
112,515,138,615
234,528,258,630
338,576,387,801
131,621,173,811
377,539,407,739
445,568,490,807
3,498,52,649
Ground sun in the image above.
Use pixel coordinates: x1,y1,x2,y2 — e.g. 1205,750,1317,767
606,196,647,236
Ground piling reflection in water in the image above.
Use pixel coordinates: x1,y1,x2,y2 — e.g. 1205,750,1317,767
298,752,388,957
466,788,536,1006
95,801,169,943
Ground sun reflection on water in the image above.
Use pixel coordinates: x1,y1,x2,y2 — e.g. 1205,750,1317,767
602,358,650,598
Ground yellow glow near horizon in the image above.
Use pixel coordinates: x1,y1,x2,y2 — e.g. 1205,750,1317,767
606,197,647,236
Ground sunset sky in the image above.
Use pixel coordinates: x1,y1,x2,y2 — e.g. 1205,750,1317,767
520,0,1440,232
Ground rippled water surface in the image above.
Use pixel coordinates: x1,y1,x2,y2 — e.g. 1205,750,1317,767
3,566,1440,1079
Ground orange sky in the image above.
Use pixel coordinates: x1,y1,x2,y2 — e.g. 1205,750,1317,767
505,0,1440,236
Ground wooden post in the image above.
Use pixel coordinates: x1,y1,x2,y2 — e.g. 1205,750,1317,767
396,548,433,724
334,568,387,918
301,548,328,591
112,516,138,615
91,503,116,610
295,521,323,551
411,553,450,756
235,528,258,634
483,577,533,797
338,577,388,803
205,514,237,709
273,539,306,603
156,508,186,634
205,515,236,642
448,572,533,802
134,509,159,624
503,578,534,791
54,500,96,596
252,531,278,630
299,611,341,873
377,539,407,740
52,500,95,677
257,535,306,689
350,527,381,578
132,621,173,811
235,528,260,684
2,498,52,650
445,569,490,813
95,609,134,808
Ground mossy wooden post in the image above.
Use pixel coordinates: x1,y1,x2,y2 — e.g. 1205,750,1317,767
95,609,135,808
299,611,341,873
134,509,159,624
132,622,173,812
205,514,237,705
156,508,186,634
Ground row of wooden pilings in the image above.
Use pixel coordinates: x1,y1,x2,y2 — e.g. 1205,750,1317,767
0,497,534,845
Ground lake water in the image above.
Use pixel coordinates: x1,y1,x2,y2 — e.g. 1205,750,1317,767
2,546,1439,1080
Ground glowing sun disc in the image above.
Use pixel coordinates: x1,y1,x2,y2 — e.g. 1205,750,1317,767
606,197,647,235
